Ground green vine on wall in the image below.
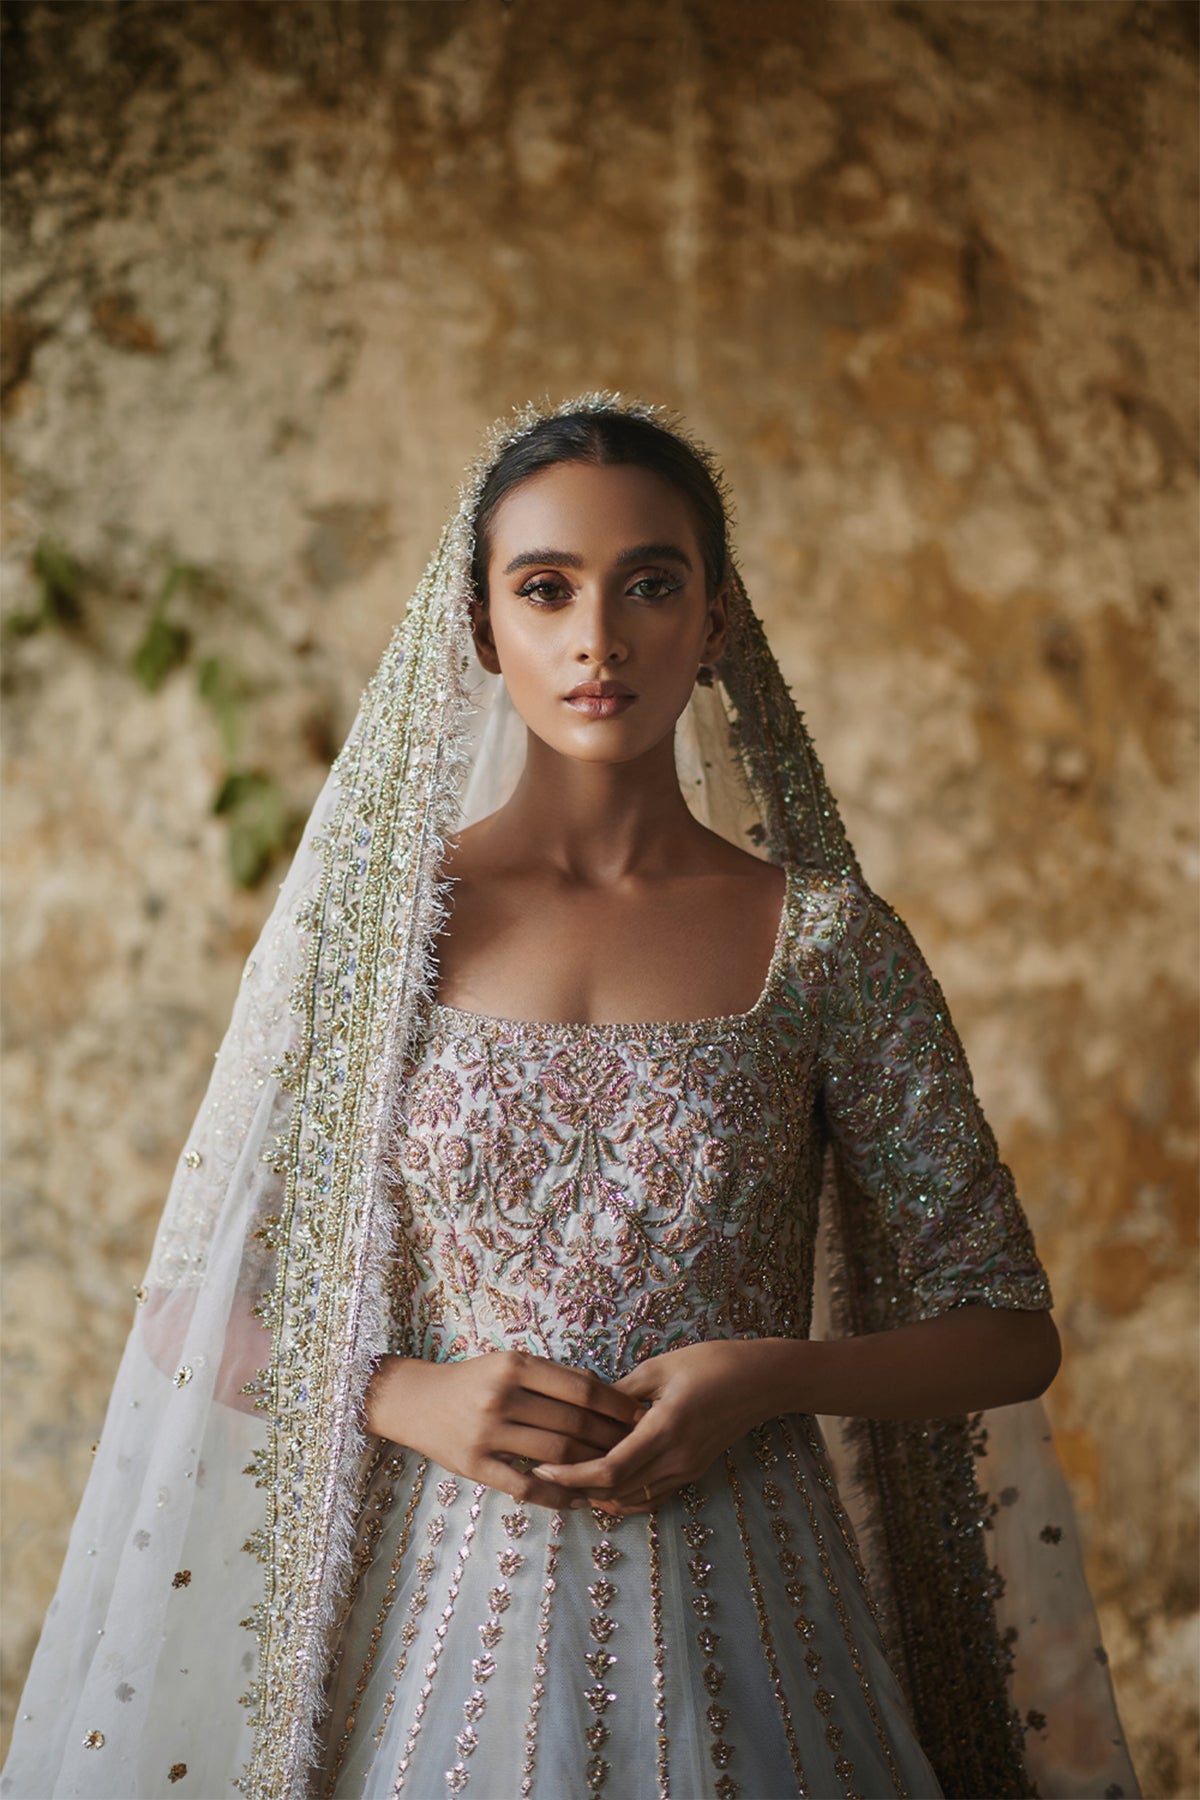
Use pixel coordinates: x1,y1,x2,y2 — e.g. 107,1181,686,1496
130,562,192,691
6,537,85,634
211,770,290,889
8,535,300,891
129,564,296,890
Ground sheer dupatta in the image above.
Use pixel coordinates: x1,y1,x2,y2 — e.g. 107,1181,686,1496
3,393,1137,1800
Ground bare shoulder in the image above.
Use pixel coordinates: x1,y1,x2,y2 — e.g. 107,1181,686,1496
439,817,507,885
432,819,789,1020
692,825,787,899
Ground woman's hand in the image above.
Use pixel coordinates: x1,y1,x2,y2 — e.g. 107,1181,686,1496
530,1339,777,1515
525,1311,1064,1517
363,1349,648,1513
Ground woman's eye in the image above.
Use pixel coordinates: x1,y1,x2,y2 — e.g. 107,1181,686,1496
517,578,566,606
515,572,681,607
630,575,679,600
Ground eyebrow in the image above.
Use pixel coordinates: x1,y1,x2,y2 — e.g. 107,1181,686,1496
500,541,695,577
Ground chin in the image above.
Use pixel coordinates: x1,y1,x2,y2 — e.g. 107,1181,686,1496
504,695,669,758
552,733,659,765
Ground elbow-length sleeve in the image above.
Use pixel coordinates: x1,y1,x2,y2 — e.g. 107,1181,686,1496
816,876,1054,1324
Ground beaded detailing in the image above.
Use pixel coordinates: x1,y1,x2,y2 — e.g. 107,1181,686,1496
773,1423,903,1798
443,1496,529,1795
368,1462,437,1755
647,1511,671,1800
391,1484,486,1796
320,1452,425,1795
518,1518,562,1798
725,1453,811,1795
678,1482,739,1797
583,1512,626,1793
387,870,827,1384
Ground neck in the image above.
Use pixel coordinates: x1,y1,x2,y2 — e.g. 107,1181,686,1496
489,728,705,887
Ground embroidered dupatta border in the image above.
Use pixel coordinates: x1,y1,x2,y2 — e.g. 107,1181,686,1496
720,563,1032,1797
234,394,1035,1799
240,514,478,1798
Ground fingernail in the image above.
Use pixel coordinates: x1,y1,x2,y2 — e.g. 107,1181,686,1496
531,1464,555,1479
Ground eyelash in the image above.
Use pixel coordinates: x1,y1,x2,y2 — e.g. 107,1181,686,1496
515,572,682,608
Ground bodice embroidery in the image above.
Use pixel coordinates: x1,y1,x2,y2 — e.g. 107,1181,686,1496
383,867,1053,1380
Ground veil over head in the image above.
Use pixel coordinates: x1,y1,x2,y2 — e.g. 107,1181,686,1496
4,393,1137,1800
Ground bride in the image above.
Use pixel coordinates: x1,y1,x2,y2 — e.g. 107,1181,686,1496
3,394,1139,1800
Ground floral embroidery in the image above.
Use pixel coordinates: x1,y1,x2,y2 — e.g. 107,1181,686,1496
383,870,1050,1381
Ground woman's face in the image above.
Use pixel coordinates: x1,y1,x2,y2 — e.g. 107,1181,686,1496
473,460,729,766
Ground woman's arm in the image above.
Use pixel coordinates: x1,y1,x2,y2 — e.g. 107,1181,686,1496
747,1302,1061,1422
531,1307,1061,1512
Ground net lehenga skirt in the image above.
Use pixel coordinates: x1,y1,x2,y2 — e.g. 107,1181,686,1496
317,1411,944,1800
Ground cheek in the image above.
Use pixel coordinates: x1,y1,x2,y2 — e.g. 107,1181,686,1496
492,618,555,687
642,618,710,680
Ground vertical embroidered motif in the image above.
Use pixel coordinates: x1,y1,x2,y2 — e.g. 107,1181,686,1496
321,1453,425,1793
750,1421,878,1800
678,1482,739,1799
777,1424,906,1798
390,1484,486,1797
724,1453,811,1797
791,1414,884,1632
519,1517,562,1799
370,1464,439,1753
647,1511,671,1800
443,1496,527,1794
582,1512,624,1794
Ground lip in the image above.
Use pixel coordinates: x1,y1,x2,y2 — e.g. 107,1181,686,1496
565,681,637,699
564,682,638,719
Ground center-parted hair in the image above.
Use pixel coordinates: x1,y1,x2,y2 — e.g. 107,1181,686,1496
469,408,731,607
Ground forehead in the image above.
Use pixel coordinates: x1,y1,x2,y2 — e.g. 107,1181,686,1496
486,461,700,560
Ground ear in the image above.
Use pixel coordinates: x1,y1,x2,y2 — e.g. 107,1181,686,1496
470,593,502,676
702,576,731,666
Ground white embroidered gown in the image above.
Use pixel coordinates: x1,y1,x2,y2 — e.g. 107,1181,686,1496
315,868,1055,1800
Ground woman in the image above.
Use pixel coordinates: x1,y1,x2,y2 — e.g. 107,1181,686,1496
3,394,1139,1800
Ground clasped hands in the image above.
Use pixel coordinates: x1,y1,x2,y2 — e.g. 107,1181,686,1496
533,1337,778,1515
364,1338,781,1517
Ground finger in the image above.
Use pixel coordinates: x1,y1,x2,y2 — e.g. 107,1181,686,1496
476,1455,590,1513
531,1418,666,1491
504,1391,634,1455
514,1355,648,1431
606,1467,682,1508
584,1472,681,1515
491,1420,628,1470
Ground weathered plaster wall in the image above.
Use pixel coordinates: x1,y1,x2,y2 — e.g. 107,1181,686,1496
2,1,1195,1787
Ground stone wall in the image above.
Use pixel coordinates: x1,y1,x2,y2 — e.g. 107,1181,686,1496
2,1,1195,1788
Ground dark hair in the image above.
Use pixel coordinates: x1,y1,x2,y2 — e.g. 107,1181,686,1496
470,410,730,607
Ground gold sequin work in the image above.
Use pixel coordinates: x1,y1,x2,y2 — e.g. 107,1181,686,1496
725,1452,810,1795
647,1511,671,1799
519,1518,562,1798
312,864,1053,1798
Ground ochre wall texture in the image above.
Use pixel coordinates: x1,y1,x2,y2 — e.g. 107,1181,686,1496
1,1,1195,1788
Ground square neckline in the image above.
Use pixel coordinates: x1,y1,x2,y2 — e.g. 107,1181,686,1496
426,863,795,1044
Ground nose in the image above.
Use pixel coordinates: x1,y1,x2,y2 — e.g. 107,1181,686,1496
573,590,628,667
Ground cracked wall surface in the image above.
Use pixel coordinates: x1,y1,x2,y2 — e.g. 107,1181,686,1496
1,1,1196,1788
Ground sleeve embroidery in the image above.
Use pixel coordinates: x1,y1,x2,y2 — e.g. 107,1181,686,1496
816,877,1054,1323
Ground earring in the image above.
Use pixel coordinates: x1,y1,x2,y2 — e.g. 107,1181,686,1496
695,664,715,687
